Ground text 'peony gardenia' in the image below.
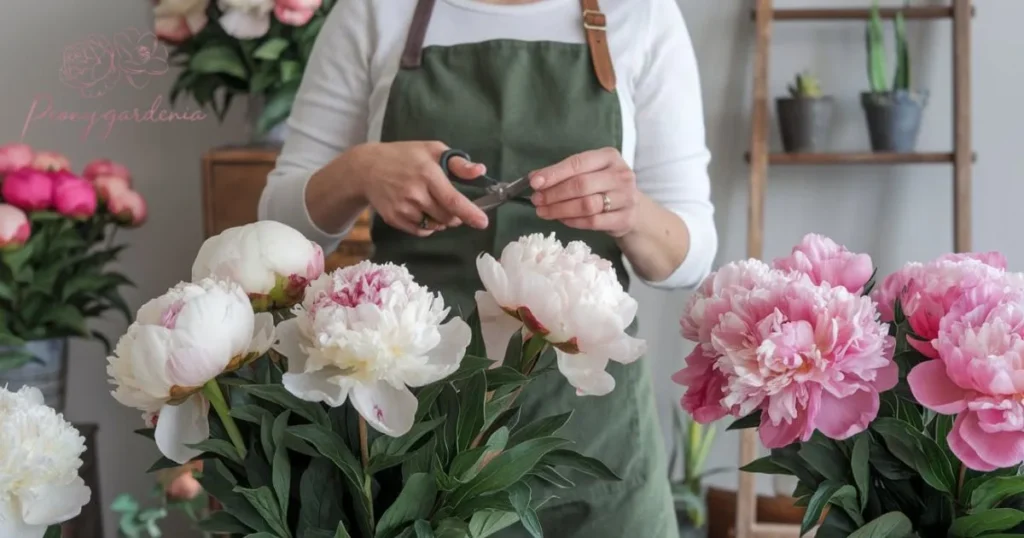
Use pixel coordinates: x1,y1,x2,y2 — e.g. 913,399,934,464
274,261,471,437
475,233,646,397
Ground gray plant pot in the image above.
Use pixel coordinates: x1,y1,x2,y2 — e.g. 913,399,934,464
248,95,290,146
675,500,708,538
775,96,835,153
0,338,69,411
861,90,930,152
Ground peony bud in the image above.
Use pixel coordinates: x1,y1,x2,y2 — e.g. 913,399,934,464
31,151,71,172
0,204,30,250
0,144,34,174
1,168,54,211
94,174,131,201
192,221,325,311
108,189,147,227
274,0,321,25
82,159,132,184
53,176,98,219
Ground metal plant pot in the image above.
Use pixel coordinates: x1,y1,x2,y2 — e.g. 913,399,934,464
776,96,835,153
675,497,709,538
0,338,69,412
861,90,930,152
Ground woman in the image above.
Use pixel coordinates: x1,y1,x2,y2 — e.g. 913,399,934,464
259,0,717,535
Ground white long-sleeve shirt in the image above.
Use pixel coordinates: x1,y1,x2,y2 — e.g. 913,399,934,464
258,0,717,289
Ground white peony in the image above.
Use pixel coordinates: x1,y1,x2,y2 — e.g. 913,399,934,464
217,0,275,39
0,386,91,538
274,261,471,437
192,221,325,311
107,278,274,463
475,233,646,396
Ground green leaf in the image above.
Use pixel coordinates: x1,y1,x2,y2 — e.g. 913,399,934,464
435,518,471,538
187,438,243,464
727,410,761,430
240,384,330,426
272,411,292,515
231,405,274,425
2,240,37,276
468,511,520,538
376,473,438,538
297,458,346,537
39,304,87,335
850,434,871,511
413,520,434,538
236,486,291,538
280,60,302,83
253,38,290,60
799,436,849,482
43,525,62,538
0,280,13,301
336,522,354,538
949,508,1024,537
828,485,864,527
451,436,570,508
801,481,845,536
739,455,791,475
847,511,913,538
529,466,574,489
457,372,487,451
970,476,1024,512
288,424,373,536
0,350,34,372
195,459,265,533
189,46,248,79
146,456,182,473
508,411,572,447
197,511,251,534
369,417,445,474
871,418,955,493
256,83,299,135
539,449,620,481
508,482,542,538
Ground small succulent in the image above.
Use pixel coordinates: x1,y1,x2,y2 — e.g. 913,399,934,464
787,72,824,99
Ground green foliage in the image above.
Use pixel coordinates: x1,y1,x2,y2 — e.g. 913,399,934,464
737,296,1024,537
667,408,727,528
167,0,337,134
787,71,824,98
111,480,210,538
865,0,913,93
0,210,133,369
159,315,619,537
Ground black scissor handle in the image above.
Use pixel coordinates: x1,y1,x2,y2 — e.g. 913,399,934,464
439,149,473,179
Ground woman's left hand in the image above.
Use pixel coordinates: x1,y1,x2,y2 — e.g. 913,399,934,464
529,147,639,238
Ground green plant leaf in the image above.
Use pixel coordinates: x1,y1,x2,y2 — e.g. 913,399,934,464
799,437,849,482
727,410,761,430
187,438,243,464
450,436,569,508
529,465,574,489
847,511,913,538
801,481,845,536
0,350,34,372
871,418,955,493
43,525,62,538
146,456,182,473
949,508,1024,537
508,411,572,447
828,485,864,527
850,434,871,511
254,37,290,60
236,486,291,538
539,449,620,481
272,411,292,515
288,424,373,536
195,459,264,533
280,60,302,83
508,482,542,538
970,476,1024,512
189,46,248,79
740,455,791,475
256,83,299,135
336,522,354,538
240,384,330,426
468,511,520,538
197,511,251,534
230,404,273,425
414,520,434,538
376,473,438,538
435,518,471,538
369,417,445,474
297,458,346,536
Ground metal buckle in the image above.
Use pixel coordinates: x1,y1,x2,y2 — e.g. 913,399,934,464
582,9,606,31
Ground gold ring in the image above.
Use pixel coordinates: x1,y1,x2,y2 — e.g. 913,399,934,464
602,193,612,213
419,215,430,229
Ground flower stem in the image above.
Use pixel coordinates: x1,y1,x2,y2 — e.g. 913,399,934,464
521,335,547,375
202,380,247,460
358,416,370,468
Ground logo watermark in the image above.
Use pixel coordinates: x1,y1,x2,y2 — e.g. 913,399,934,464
21,28,209,141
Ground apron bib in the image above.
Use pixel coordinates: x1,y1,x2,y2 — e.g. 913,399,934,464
372,1,677,535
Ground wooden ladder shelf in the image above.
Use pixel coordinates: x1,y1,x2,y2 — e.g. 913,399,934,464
738,2,975,538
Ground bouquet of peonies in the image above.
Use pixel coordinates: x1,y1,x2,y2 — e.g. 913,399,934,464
0,143,146,371
154,0,335,135
675,233,1024,537
106,222,641,537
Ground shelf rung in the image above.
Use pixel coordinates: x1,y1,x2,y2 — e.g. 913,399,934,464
744,152,963,165
751,6,975,21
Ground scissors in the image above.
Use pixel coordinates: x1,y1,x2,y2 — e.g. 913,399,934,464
439,149,531,211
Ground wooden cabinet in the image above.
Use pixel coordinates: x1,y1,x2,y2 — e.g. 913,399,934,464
201,146,373,269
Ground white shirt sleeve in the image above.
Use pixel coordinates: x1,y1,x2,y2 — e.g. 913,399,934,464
629,0,717,290
257,0,373,252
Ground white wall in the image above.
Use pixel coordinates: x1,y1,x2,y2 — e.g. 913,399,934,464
2,1,1022,536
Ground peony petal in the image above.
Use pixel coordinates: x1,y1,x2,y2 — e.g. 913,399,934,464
247,312,276,356
948,413,1000,472
955,410,1024,470
271,317,306,361
218,9,271,39
758,413,809,449
20,477,91,526
907,360,968,414
0,498,45,538
814,389,877,440
283,371,350,407
403,317,472,387
155,396,210,464
474,291,523,363
350,382,418,437
556,351,615,396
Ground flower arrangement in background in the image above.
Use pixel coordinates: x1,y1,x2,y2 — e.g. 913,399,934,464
676,233,1024,536
154,0,336,135
0,143,147,371
105,225,629,536
110,461,210,538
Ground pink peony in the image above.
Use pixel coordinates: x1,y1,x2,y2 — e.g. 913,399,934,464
675,260,896,448
909,281,1024,471
772,233,874,293
82,159,131,184
94,175,131,201
274,0,321,26
0,204,30,250
108,189,147,227
1,168,53,211
31,151,70,173
53,176,98,219
0,144,34,174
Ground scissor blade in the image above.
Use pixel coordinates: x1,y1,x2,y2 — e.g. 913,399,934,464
471,176,532,211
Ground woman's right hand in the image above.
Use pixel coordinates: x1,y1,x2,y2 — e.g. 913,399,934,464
322,141,490,237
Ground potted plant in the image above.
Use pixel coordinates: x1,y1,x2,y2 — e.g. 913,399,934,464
155,0,337,143
668,408,725,538
776,71,835,153
862,0,929,152
0,143,146,412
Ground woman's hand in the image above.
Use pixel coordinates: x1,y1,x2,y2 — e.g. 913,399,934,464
529,147,639,238
310,141,489,237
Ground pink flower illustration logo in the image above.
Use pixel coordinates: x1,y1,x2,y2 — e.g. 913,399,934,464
59,35,121,98
115,28,170,90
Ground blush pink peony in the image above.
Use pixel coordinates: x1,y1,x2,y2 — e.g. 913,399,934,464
0,204,30,250
274,0,321,25
82,159,131,184
908,280,1024,471
108,189,147,227
0,144,34,174
772,233,874,293
31,151,70,173
1,168,53,211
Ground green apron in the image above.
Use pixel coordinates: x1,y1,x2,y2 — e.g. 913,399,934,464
372,1,677,535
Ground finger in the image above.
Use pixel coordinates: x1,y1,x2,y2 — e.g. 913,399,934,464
560,209,632,233
536,188,631,220
531,170,620,206
418,197,458,227
529,147,621,190
446,157,486,181
425,172,490,229
391,206,437,237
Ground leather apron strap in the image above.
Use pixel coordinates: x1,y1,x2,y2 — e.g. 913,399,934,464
399,0,617,92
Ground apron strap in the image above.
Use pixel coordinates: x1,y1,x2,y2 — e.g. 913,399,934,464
399,0,618,92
